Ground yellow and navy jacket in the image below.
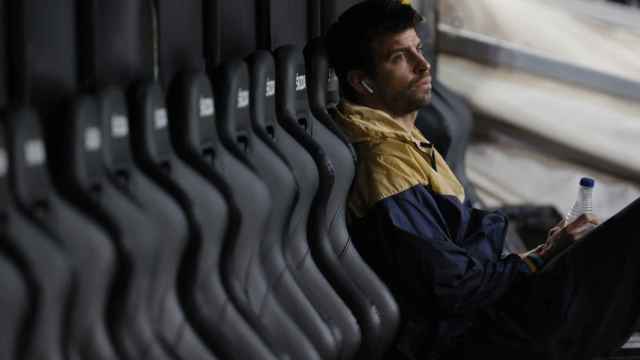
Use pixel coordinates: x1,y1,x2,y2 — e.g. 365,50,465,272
335,101,531,356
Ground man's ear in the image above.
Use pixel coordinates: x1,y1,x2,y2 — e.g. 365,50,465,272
347,70,374,96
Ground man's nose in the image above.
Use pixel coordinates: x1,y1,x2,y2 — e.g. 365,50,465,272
414,52,430,75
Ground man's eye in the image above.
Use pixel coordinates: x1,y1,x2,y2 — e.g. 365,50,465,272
391,53,405,63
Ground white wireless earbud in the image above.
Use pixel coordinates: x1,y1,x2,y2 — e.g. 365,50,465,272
361,80,374,94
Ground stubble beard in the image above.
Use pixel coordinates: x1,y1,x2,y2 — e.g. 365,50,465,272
379,82,432,117
398,86,432,114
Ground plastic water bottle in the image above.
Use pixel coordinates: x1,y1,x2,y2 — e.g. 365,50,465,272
565,177,595,224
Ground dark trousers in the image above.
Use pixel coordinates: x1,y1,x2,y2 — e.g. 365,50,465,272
453,197,640,359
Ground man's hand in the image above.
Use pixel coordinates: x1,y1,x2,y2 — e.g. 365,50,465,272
537,214,600,262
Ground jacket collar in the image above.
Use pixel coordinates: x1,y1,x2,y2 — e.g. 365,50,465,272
335,100,431,147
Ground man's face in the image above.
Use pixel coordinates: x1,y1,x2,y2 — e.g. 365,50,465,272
370,28,432,116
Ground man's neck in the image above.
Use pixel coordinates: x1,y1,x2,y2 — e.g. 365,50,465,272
392,111,418,132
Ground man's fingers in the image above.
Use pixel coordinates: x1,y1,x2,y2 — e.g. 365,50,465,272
563,214,599,241
548,226,561,238
579,213,600,224
567,214,599,230
586,213,601,225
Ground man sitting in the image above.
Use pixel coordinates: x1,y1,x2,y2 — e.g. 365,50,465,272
326,1,640,358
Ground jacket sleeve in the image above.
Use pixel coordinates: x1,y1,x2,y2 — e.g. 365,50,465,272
376,186,531,315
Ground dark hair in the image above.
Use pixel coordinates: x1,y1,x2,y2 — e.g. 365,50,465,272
325,0,423,101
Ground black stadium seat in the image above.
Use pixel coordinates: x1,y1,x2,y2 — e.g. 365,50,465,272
3,114,72,360
0,252,28,360
211,60,322,360
8,109,119,360
77,1,207,354
158,1,279,357
215,59,339,359
275,44,400,360
247,49,362,360
54,92,173,360
98,88,205,360
0,125,30,359
168,71,280,360
303,38,353,153
128,82,220,360
8,0,79,198
170,70,312,360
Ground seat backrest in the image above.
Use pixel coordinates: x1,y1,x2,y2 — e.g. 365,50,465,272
169,71,284,359
304,38,353,150
165,73,281,360
248,50,362,360
0,252,29,360
129,81,223,360
431,81,482,206
276,44,400,359
155,0,205,90
7,0,77,117
99,88,202,360
2,112,72,360
215,59,336,359
415,97,452,160
78,0,154,91
0,125,31,360
169,70,320,359
261,0,310,49
204,0,258,67
325,60,340,111
55,92,172,360
9,108,119,360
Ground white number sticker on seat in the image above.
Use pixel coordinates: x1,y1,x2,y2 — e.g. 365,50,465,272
237,89,249,108
200,97,214,117
25,139,46,166
111,114,129,138
266,79,276,97
295,73,306,91
85,126,101,151
154,108,168,130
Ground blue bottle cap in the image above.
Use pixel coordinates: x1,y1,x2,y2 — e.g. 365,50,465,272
580,177,595,188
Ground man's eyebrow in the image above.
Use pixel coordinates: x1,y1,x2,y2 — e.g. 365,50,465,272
385,42,422,58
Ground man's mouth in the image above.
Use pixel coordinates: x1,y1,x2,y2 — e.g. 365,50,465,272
415,77,432,90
